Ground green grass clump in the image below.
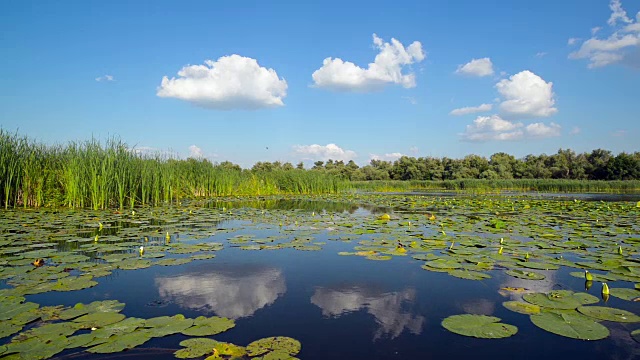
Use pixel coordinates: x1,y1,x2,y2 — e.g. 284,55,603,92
0,130,346,209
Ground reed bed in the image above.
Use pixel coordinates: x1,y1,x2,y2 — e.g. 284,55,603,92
0,131,346,209
351,179,640,193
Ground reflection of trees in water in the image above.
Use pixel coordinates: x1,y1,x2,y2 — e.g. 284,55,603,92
311,286,424,340
155,265,286,319
204,199,389,215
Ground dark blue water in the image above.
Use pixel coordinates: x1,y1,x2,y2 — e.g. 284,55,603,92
16,222,638,360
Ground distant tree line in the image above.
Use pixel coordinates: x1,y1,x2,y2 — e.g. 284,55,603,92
250,149,640,181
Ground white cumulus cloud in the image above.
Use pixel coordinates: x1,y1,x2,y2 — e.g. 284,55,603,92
569,0,640,68
461,115,524,141
370,152,404,162
157,55,287,110
311,34,425,92
525,122,561,137
495,70,557,118
460,115,561,142
292,143,357,162
455,58,494,77
449,103,493,116
188,145,204,158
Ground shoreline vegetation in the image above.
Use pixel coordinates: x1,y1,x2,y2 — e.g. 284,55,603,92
2,130,640,209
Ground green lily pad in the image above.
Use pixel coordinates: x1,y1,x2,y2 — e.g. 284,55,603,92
530,312,609,340
209,342,247,358
246,336,302,357
65,333,97,349
523,291,596,310
425,258,462,269
577,306,640,323
441,314,518,338
181,316,235,336
144,314,194,337
448,269,491,280
73,312,126,328
59,300,125,320
502,301,541,315
155,258,192,266
175,338,219,359
92,317,146,338
366,254,392,261
632,328,640,343
0,322,24,338
4,334,69,359
608,287,640,301
86,329,153,353
0,301,39,321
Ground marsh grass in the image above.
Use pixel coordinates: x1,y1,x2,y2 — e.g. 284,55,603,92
0,131,346,209
351,179,640,193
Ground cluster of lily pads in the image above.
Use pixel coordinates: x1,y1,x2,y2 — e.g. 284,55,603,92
1,194,640,357
0,296,299,359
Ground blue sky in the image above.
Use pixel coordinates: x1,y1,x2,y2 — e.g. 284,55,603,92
1,0,638,168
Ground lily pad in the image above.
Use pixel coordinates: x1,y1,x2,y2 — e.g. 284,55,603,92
4,334,69,359
181,316,235,336
144,314,194,337
175,338,219,358
448,269,491,280
86,329,153,353
608,287,640,301
208,342,247,358
246,336,302,357
523,291,596,310
73,312,126,328
530,312,609,340
502,301,541,315
441,314,518,338
577,306,640,323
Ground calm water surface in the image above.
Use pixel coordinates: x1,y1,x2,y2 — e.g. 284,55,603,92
3,199,640,360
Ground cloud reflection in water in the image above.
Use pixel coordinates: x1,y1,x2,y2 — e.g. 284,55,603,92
311,285,424,340
155,265,286,319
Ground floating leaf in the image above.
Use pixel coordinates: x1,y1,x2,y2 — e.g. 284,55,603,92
609,287,640,301
144,314,194,337
175,338,219,359
86,329,153,353
73,312,126,328
577,306,640,323
503,301,541,315
523,291,596,310
92,317,145,338
209,342,246,358
441,314,518,338
59,300,125,320
530,312,609,340
448,269,491,280
0,301,39,321
4,334,69,359
246,336,302,357
181,316,235,336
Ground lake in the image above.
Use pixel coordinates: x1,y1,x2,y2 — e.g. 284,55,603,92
1,194,639,359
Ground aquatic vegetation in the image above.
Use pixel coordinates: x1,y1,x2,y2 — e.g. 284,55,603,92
441,314,518,338
529,312,609,340
0,192,639,358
